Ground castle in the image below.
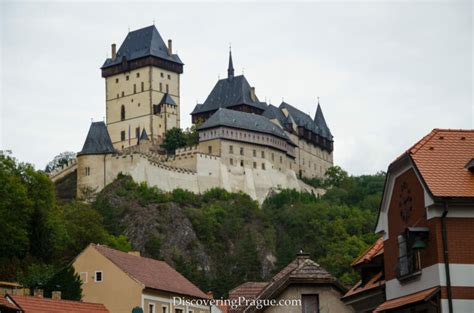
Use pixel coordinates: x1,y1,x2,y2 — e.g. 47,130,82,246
50,25,334,203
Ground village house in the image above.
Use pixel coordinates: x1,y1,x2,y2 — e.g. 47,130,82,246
342,237,385,312
372,129,474,312
72,244,210,313
227,252,353,313
0,293,109,313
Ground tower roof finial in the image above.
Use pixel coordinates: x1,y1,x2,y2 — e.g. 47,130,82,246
228,46,234,79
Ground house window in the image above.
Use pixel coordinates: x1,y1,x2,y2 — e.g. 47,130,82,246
397,233,421,279
175,309,183,313
162,306,168,313
240,147,244,155
84,167,90,176
136,127,140,138
126,75,129,80
253,150,256,157
136,72,140,78
94,271,103,282
160,82,163,92
133,84,137,94
301,294,319,313
262,163,265,170
121,131,126,141
121,105,126,121
229,145,233,153
149,303,155,313
141,81,144,92
208,146,212,154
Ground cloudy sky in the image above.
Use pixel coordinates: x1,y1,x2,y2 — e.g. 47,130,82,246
1,0,472,175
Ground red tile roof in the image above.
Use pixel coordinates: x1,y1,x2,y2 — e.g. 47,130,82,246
93,244,209,299
228,282,268,300
6,295,109,313
373,287,439,312
342,271,384,299
0,296,20,310
395,129,474,197
351,237,384,267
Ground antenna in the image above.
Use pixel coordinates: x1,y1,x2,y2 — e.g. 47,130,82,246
218,73,220,80
229,42,232,52
242,67,244,75
153,18,155,25
128,26,130,32
91,117,94,122
317,96,320,104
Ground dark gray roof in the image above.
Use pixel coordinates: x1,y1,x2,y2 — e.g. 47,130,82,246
314,103,332,137
279,101,332,140
159,93,177,106
191,75,267,115
78,122,115,156
262,104,287,126
198,108,294,145
102,25,182,69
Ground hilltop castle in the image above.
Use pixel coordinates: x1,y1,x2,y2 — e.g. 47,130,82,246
50,25,334,203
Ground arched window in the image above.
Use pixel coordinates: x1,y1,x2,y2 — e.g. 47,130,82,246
121,105,125,121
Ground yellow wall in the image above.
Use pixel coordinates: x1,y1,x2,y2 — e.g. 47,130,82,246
72,245,143,313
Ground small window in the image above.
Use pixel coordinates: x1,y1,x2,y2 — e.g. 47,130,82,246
208,146,212,154
121,91,125,97
229,145,233,153
126,75,129,81
79,272,88,283
240,147,244,155
141,81,144,92
115,78,119,83
121,105,126,121
162,306,168,313
149,303,155,313
301,294,319,313
253,150,256,157
262,163,265,170
84,167,90,176
230,158,233,165
161,72,164,78
166,84,169,93
116,93,119,98
159,82,163,92
167,74,171,79
240,160,244,167
271,153,274,161
253,162,257,169
175,309,183,313
94,271,103,282
280,156,283,163
133,84,137,94
136,72,140,78
121,131,126,141
261,151,265,158
136,127,140,138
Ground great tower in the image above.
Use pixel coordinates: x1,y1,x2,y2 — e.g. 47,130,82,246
101,25,183,150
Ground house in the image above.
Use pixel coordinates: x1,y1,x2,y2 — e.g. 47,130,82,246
0,294,109,313
373,129,474,312
72,244,210,313
342,237,385,312
228,252,353,313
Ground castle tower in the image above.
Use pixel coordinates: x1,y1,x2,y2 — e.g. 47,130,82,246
101,25,183,150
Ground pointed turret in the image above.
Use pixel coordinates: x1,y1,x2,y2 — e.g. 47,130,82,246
227,49,234,79
139,128,149,142
314,101,331,137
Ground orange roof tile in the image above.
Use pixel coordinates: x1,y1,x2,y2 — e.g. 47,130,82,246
93,245,209,299
7,295,109,313
342,271,384,299
396,129,474,198
0,296,20,310
228,282,268,300
373,287,439,312
351,237,384,267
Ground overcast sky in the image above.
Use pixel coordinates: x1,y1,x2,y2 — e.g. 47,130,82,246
1,0,472,175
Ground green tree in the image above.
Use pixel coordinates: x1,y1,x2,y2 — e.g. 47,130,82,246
324,165,349,188
44,265,82,300
161,127,187,154
45,151,76,173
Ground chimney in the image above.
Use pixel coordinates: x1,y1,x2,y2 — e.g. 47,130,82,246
33,289,44,298
52,291,62,300
296,249,310,265
111,43,117,60
250,87,256,101
167,39,172,55
128,251,141,257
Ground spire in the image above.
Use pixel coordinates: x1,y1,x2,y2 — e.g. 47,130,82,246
227,47,234,79
314,100,331,137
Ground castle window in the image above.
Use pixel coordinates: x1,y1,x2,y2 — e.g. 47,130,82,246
261,151,265,158
84,167,90,176
133,84,137,94
160,82,163,92
160,72,164,78
122,91,125,97
280,156,283,163
121,105,126,121
229,145,233,153
135,127,140,138
166,84,169,93
116,93,119,98
115,78,119,83
271,153,274,161
121,131,126,141
240,160,244,167
262,163,265,170
167,74,171,79
136,72,140,78
230,158,233,165
126,75,129,81
141,82,144,92
253,150,256,157
208,146,212,154
253,162,257,169
240,147,244,155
